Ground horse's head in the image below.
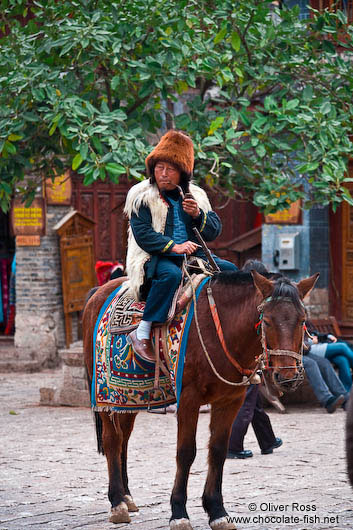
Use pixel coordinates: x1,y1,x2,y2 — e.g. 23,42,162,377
252,270,319,392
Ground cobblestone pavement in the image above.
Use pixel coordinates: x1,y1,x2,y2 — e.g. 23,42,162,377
1,369,353,530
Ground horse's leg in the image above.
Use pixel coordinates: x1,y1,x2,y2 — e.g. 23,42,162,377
202,399,242,530
170,390,200,530
100,412,131,524
119,413,139,512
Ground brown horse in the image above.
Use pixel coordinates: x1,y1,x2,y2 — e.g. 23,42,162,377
83,269,318,530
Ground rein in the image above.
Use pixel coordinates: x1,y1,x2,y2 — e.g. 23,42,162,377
184,263,265,387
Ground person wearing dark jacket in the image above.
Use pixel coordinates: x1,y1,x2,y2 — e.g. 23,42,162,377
124,130,237,361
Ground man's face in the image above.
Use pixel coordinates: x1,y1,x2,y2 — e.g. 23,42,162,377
154,161,181,191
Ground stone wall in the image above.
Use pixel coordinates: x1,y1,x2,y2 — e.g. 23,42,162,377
15,205,71,366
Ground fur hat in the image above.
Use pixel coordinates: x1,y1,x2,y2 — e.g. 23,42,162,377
145,130,194,178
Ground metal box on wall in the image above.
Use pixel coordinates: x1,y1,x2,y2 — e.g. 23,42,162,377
278,232,300,270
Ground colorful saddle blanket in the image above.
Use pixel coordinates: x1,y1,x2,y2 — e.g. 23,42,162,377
91,278,209,413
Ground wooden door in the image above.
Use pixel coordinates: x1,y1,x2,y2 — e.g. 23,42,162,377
329,168,353,335
71,175,132,263
71,175,261,268
341,201,353,322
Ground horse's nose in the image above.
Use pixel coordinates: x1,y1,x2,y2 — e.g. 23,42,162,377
273,369,303,392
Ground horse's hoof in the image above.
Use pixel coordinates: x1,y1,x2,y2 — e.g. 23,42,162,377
210,516,236,530
170,518,194,530
124,494,139,512
109,501,131,523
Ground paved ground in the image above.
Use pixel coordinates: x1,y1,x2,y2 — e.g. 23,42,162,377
1,369,353,530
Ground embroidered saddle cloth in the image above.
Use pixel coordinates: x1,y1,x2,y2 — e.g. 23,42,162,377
91,278,209,413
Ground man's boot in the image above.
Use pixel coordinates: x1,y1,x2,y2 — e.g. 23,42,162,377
128,330,155,363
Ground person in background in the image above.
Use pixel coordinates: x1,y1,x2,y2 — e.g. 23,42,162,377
227,259,282,459
227,384,282,459
303,350,349,412
306,322,353,392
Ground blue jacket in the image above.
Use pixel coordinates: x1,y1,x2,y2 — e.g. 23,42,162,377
130,190,222,285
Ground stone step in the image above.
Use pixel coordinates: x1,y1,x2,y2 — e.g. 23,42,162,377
0,358,42,373
0,338,42,373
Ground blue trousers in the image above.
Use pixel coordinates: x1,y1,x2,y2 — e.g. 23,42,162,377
303,352,348,406
325,342,353,392
143,256,237,323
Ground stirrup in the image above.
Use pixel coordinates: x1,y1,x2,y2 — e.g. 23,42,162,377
147,386,167,414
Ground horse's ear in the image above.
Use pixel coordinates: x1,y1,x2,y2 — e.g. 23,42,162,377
251,270,274,299
295,273,320,300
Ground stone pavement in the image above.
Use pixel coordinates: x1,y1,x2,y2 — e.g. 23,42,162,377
1,369,353,530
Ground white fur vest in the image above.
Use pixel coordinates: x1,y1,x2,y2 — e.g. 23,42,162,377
124,180,212,300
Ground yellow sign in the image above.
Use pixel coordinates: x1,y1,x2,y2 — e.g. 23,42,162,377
11,198,46,236
46,171,72,205
264,200,301,225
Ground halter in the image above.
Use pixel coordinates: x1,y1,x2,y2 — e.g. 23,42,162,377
255,296,306,387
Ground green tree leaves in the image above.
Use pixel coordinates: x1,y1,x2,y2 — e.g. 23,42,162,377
0,0,353,213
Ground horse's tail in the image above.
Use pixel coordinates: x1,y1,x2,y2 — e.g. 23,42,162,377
94,411,104,455
85,368,104,455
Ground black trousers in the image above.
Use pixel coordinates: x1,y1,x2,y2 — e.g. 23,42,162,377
228,384,276,453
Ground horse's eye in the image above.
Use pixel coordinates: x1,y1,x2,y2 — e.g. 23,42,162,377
264,320,271,327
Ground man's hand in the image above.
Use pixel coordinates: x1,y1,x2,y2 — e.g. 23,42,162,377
182,198,200,218
171,241,199,255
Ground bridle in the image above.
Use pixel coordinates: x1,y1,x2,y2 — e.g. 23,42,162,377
255,296,306,388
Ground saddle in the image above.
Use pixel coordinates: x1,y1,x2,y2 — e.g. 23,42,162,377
108,257,211,336
109,270,208,336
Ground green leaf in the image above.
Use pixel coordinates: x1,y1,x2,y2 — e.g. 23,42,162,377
342,187,353,206
208,116,224,135
1,181,12,194
105,163,126,176
92,136,103,154
79,143,89,160
226,144,237,156
111,76,120,91
286,99,299,110
231,31,241,52
49,122,57,136
303,85,313,101
4,141,16,155
256,145,266,158
214,25,227,44
320,102,331,115
8,134,23,141
72,153,83,171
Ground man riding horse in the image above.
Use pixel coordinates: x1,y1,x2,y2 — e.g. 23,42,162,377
125,129,237,362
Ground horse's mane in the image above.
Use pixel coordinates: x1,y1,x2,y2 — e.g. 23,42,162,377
212,270,304,313
269,276,304,313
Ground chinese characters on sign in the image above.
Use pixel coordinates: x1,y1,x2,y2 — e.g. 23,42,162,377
10,197,46,236
264,200,301,225
45,171,72,205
